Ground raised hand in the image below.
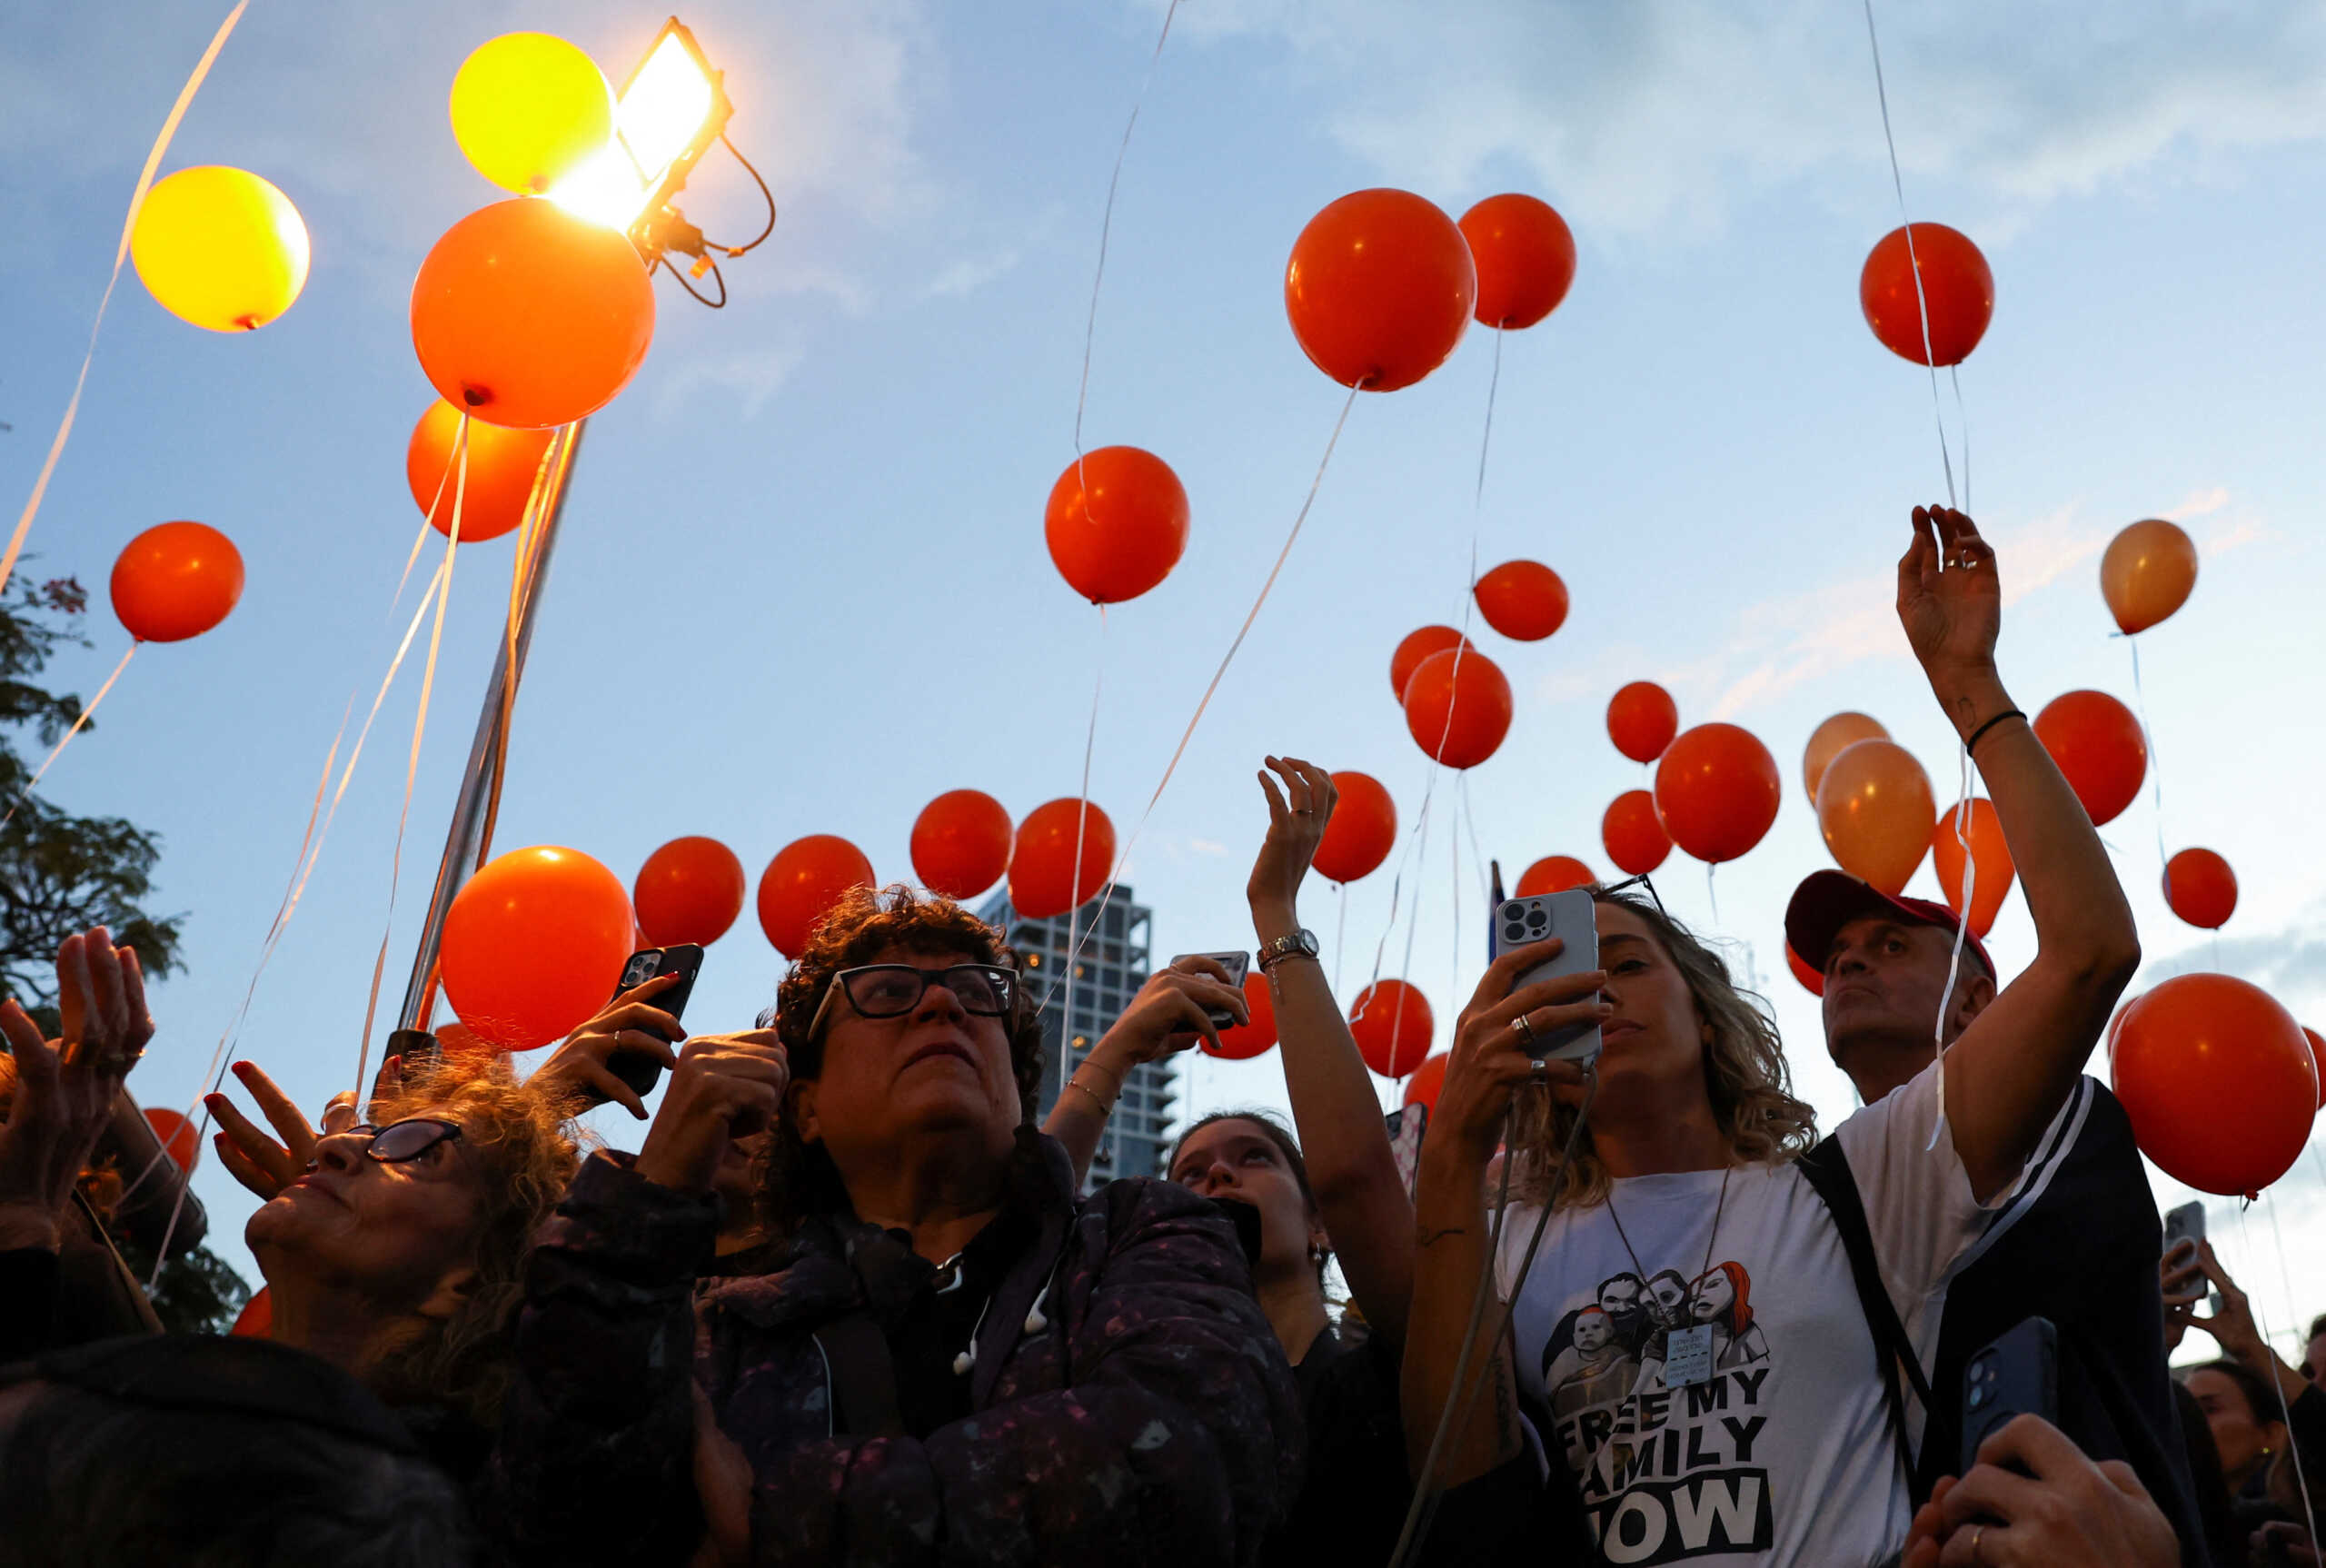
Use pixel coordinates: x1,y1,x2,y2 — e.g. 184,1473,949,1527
208,1058,341,1201
1432,940,1606,1163
1248,755,1337,928
0,928,154,1249
634,1031,788,1195
1897,503,2003,719
529,973,687,1119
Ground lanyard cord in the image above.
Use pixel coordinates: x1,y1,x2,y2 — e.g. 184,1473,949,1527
1605,1164,1734,1310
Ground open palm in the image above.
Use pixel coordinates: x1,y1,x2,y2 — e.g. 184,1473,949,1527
1896,503,2001,680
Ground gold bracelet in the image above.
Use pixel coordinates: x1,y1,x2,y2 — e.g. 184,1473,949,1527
1079,1057,1123,1088
1064,1077,1114,1113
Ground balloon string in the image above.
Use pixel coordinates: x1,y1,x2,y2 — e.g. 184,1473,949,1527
476,423,573,872
1332,880,1348,999
1706,862,1719,926
1860,0,1960,509
1072,0,1182,470
353,423,466,1100
1447,772,1463,1067
147,553,451,1285
0,643,138,832
1041,604,1107,1033
2126,636,2170,874
0,0,248,599
2242,1203,2323,1552
1928,741,1975,1151
1456,770,1492,908
1038,382,1361,1000
1951,364,1972,514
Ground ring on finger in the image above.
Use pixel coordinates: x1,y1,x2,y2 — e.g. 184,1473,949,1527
1510,1014,1536,1044
1530,1057,1547,1079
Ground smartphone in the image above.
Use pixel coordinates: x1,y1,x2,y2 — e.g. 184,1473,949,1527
2162,1199,2205,1259
1960,1315,2058,1475
604,945,703,1097
1491,889,1601,1064
1169,950,1251,1029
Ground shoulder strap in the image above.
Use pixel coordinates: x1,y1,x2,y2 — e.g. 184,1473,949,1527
811,1309,904,1438
1797,1136,1946,1507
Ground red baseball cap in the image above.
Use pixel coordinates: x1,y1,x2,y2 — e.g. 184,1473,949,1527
1784,869,1994,986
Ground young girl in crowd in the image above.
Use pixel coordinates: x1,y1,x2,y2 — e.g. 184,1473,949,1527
1405,507,2143,1564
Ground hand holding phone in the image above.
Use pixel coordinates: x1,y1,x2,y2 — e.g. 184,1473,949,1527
1490,890,1602,1064
530,948,701,1115
1961,1315,2058,1477
1168,951,1252,1029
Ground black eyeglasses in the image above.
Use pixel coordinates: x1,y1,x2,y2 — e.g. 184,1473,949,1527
807,964,1019,1039
1599,873,1668,919
343,1117,463,1165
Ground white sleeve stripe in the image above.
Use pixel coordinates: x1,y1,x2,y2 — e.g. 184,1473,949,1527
1951,1077,2094,1275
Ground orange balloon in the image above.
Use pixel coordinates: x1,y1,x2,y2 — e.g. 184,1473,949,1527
1350,979,1433,1078
406,402,555,542
1203,973,1277,1060
231,1285,273,1338
1458,194,1576,330
2163,849,2237,930
411,198,654,430
1607,681,1678,764
756,835,875,958
911,789,1015,900
1786,945,1824,997
1516,856,1595,897
1403,647,1513,769
1474,561,1569,641
1403,1050,1449,1112
1655,724,1782,865
1043,446,1189,605
2112,974,2316,1196
1009,799,1116,919
1602,789,1672,876
442,845,634,1050
111,521,244,642
1803,711,1890,801
145,1107,199,1173
1391,626,1471,701
1860,223,1993,367
1930,798,2014,938
1315,770,1397,884
1815,739,1935,896
2306,1027,2326,1111
1285,189,1475,392
2101,519,2199,636
2033,691,2147,828
633,836,746,948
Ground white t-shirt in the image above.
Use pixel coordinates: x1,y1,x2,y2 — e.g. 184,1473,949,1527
1496,1061,1993,1567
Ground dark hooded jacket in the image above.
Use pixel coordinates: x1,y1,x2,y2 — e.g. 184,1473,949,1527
492,1131,1301,1567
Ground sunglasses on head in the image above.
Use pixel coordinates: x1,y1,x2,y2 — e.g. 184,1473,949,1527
1598,873,1668,919
341,1117,463,1165
805,963,1019,1041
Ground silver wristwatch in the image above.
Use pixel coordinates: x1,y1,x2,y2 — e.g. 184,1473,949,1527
1257,928,1321,971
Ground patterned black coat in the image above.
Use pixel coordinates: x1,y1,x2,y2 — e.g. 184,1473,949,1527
492,1134,1302,1567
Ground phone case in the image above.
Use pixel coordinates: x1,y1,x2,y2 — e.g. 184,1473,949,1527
1171,951,1252,1029
604,945,703,1097
1960,1315,2058,1474
1490,890,1601,1063
2162,1200,2205,1256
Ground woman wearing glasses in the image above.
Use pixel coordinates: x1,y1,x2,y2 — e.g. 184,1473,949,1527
1402,507,2144,1565
499,884,1300,1568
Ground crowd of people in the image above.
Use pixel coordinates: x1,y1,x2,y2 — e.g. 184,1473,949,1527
0,506,2319,1565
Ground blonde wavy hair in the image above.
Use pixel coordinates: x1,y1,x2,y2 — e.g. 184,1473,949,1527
359,1057,582,1429
1511,888,1818,1212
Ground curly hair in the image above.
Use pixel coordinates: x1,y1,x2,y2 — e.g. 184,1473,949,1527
1510,888,1818,1212
759,885,1044,1234
358,1058,580,1430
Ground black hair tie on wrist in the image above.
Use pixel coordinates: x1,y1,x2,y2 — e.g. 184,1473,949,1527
1965,709,2027,756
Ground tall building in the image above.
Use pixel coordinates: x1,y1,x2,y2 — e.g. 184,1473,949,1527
979,884,1175,1190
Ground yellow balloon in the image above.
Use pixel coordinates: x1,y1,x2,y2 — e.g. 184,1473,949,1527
130,166,311,332
451,33,614,195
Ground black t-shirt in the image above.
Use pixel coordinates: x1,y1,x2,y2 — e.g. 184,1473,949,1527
1270,1324,1410,1568
1920,1077,2209,1564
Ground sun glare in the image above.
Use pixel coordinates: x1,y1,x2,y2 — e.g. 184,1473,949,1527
549,30,718,232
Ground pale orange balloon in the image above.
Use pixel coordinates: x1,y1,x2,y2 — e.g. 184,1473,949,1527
1816,739,1935,895
2100,519,2198,636
1931,798,2015,937
1803,712,1890,801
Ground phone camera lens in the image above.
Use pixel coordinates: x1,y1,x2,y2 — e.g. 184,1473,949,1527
1499,902,1523,920
1967,1384,1988,1410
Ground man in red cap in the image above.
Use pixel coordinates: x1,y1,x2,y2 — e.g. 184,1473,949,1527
1785,869,2207,1564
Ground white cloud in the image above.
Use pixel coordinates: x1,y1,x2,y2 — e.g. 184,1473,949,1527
922,246,1025,301
652,342,803,422
1170,1,2326,239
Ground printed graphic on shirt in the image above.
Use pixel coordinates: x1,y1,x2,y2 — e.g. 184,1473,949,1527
1538,1262,1774,1563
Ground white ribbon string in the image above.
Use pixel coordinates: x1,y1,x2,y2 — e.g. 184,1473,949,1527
1928,743,1977,1150
1862,0,1960,508
0,643,138,832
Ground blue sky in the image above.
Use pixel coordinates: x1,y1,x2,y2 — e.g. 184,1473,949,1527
8,1,2326,1348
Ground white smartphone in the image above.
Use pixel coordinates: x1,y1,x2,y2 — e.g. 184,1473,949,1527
2162,1199,2205,1258
1491,889,1601,1065
1169,950,1252,1028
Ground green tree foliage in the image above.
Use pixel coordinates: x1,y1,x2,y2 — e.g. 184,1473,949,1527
0,575,182,1025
